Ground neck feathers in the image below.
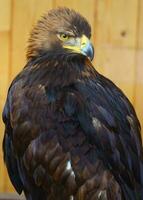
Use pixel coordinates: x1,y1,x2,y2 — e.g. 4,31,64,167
26,55,96,88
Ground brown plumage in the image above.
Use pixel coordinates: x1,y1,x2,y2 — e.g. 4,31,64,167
27,8,91,60
3,7,143,200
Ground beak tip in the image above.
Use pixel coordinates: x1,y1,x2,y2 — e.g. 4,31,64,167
82,43,94,61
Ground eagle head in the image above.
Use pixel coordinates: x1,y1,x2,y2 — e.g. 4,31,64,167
27,7,94,61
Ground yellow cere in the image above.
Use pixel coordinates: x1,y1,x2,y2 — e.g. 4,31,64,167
63,34,89,54
80,35,89,48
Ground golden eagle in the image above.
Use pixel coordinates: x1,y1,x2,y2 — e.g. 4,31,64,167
3,7,143,200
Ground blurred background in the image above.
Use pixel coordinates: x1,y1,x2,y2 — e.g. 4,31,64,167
0,0,143,195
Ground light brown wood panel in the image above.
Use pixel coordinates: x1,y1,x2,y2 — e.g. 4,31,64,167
95,0,139,48
138,0,143,48
95,46,136,101
10,0,53,80
0,0,11,31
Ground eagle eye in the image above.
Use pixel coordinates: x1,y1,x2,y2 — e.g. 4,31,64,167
57,33,69,41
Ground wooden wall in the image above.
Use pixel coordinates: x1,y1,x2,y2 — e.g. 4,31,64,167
0,0,143,192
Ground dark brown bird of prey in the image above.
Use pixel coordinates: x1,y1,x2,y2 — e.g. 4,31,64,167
2,7,143,200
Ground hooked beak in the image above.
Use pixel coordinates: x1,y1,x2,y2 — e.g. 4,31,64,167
63,35,94,61
80,35,94,61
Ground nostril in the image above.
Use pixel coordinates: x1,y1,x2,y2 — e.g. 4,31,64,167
81,42,86,48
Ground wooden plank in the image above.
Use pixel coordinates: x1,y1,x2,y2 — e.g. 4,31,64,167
95,0,138,48
0,32,10,192
0,0,11,31
138,0,143,48
95,45,136,102
10,0,53,80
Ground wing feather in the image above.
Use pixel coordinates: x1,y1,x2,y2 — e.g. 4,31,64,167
3,100,23,194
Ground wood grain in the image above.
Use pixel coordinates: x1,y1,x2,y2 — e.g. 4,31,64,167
10,0,53,79
95,0,138,48
95,45,136,101
138,0,143,49
0,0,11,31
